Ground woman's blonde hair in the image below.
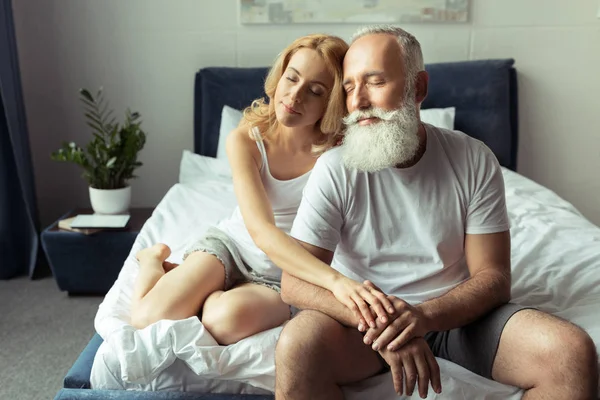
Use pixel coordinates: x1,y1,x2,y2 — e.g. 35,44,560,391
243,34,349,155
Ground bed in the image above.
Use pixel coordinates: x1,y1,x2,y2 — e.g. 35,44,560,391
55,59,600,400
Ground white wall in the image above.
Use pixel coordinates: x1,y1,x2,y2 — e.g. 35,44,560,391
11,0,600,226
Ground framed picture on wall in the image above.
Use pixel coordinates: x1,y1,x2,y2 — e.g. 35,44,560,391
240,0,469,24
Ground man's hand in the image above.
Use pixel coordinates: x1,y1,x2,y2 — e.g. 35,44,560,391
363,292,432,352
330,277,395,329
379,337,442,398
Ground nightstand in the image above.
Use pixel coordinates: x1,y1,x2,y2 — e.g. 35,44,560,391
41,207,153,295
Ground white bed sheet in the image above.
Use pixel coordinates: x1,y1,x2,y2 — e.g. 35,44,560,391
91,167,600,398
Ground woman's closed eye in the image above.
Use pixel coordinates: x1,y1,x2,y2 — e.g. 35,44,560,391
309,87,324,96
287,77,324,96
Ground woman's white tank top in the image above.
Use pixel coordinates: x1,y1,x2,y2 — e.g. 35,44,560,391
217,127,312,279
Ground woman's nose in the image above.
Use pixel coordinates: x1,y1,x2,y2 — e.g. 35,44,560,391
289,86,302,103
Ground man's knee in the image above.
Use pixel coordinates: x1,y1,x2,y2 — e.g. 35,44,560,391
536,317,598,393
544,322,596,369
555,325,598,376
276,310,345,396
276,310,342,364
552,323,598,397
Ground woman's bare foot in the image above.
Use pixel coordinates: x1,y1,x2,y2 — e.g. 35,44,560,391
136,243,172,264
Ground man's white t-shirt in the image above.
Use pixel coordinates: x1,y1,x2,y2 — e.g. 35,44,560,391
290,123,510,305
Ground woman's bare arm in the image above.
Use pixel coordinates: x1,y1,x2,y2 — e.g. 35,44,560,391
226,125,343,290
225,125,392,327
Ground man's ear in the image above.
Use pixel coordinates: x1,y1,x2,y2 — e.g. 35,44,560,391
415,71,429,104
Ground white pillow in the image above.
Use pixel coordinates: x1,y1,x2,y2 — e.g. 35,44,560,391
179,150,232,185
217,106,244,159
215,105,455,160
421,107,455,130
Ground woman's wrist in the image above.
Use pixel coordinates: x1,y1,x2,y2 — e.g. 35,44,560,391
326,268,345,291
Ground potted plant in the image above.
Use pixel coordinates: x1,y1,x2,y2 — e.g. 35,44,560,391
51,88,147,214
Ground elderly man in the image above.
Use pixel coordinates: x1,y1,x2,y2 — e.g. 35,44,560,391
275,25,598,400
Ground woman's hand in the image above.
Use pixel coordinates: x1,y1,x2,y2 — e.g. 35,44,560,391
330,276,395,329
362,295,432,352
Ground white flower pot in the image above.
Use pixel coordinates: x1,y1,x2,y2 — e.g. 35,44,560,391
89,186,131,215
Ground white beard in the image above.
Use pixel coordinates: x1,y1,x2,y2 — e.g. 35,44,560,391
341,99,420,173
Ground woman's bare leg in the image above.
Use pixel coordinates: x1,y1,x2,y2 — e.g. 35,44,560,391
132,244,172,306
131,245,226,329
201,283,290,345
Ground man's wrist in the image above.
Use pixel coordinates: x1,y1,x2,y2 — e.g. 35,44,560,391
417,302,438,333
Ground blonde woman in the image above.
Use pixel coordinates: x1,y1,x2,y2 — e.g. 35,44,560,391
131,34,393,345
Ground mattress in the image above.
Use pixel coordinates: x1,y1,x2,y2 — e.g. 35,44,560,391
91,165,600,399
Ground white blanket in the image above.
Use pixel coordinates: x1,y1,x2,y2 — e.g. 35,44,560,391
91,167,600,398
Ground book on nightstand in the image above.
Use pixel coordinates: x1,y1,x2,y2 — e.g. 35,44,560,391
58,217,103,235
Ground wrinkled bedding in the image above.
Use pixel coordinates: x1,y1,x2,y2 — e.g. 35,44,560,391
91,168,600,398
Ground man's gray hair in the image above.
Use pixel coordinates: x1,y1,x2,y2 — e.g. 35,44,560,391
351,25,424,85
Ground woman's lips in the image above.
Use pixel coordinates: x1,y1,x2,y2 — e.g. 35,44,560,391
283,103,300,115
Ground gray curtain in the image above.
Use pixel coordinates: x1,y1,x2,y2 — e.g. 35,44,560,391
0,0,40,278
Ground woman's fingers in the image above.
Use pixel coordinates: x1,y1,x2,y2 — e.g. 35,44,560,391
344,298,363,326
358,288,388,323
339,278,396,329
363,279,382,291
352,294,376,328
364,281,395,314
358,317,367,332
372,289,395,314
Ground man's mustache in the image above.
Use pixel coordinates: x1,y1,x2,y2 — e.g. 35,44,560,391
342,107,400,126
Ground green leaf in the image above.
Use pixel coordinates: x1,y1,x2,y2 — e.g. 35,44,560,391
84,112,103,127
52,86,147,188
86,123,106,140
79,89,94,103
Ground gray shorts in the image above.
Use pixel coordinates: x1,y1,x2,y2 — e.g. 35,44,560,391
378,303,533,379
183,226,282,293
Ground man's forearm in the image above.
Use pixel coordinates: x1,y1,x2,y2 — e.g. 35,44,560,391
417,269,511,333
280,272,357,327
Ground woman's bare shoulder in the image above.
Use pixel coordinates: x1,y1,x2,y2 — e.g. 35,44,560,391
226,119,261,164
226,118,252,145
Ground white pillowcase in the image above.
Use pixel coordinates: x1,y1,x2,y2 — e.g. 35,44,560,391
421,107,456,130
179,149,232,185
217,106,244,159
215,106,456,159
185,106,455,183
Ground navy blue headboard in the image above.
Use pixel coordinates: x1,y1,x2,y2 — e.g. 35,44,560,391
194,59,518,171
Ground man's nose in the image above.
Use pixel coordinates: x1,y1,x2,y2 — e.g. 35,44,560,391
349,85,370,111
